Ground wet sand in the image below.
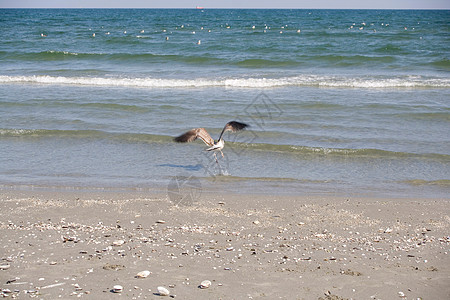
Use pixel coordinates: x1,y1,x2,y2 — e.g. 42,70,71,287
0,189,449,299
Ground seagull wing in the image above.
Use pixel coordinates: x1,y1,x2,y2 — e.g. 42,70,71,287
174,128,214,146
196,128,215,146
218,121,249,140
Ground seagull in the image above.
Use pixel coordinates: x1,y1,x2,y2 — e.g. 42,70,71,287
174,121,249,162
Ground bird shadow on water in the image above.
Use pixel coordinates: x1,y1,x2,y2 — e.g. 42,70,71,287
159,152,232,177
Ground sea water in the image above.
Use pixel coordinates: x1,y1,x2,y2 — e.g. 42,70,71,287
0,9,449,197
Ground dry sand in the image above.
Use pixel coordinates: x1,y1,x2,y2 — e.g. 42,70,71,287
0,189,449,299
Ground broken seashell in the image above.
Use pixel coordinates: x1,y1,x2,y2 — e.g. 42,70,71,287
112,285,123,293
112,240,125,246
0,264,11,270
157,286,170,296
136,270,150,278
199,280,211,289
103,263,125,271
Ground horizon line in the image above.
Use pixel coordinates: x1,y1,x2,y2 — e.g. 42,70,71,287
2,7,449,10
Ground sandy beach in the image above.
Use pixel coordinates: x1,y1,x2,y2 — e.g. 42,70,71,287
1,7,449,300
0,188,449,299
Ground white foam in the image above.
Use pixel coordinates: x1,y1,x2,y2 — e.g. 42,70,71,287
0,75,448,89
0,129,42,136
47,50,79,56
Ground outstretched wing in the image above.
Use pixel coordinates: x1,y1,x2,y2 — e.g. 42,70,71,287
218,121,249,140
174,128,214,146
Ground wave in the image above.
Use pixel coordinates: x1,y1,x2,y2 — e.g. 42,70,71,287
3,50,444,71
231,141,450,161
0,50,225,65
4,51,96,61
2,128,449,162
1,74,449,89
0,100,151,113
310,54,397,65
402,179,450,187
374,44,405,54
430,58,450,71
202,175,312,183
0,129,172,143
236,58,301,68
396,112,450,121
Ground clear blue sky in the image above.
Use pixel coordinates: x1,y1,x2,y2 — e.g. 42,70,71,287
1,0,449,9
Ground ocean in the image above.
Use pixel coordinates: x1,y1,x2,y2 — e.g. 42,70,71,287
0,9,449,197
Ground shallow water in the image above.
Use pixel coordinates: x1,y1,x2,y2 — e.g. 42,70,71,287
1,9,449,197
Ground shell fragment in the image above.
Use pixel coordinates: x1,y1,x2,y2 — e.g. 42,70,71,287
136,270,150,278
112,240,125,246
157,286,170,296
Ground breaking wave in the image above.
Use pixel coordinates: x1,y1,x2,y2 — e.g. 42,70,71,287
0,74,449,89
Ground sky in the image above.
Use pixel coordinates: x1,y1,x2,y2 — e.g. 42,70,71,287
1,0,449,9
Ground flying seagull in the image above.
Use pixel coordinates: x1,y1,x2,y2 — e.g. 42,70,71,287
174,121,249,162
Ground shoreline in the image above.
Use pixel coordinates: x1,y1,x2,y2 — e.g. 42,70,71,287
1,188,449,299
1,175,449,200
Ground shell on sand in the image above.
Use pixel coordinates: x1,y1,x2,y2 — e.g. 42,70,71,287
157,286,170,296
112,240,125,246
136,270,150,278
199,280,211,289
112,285,123,293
